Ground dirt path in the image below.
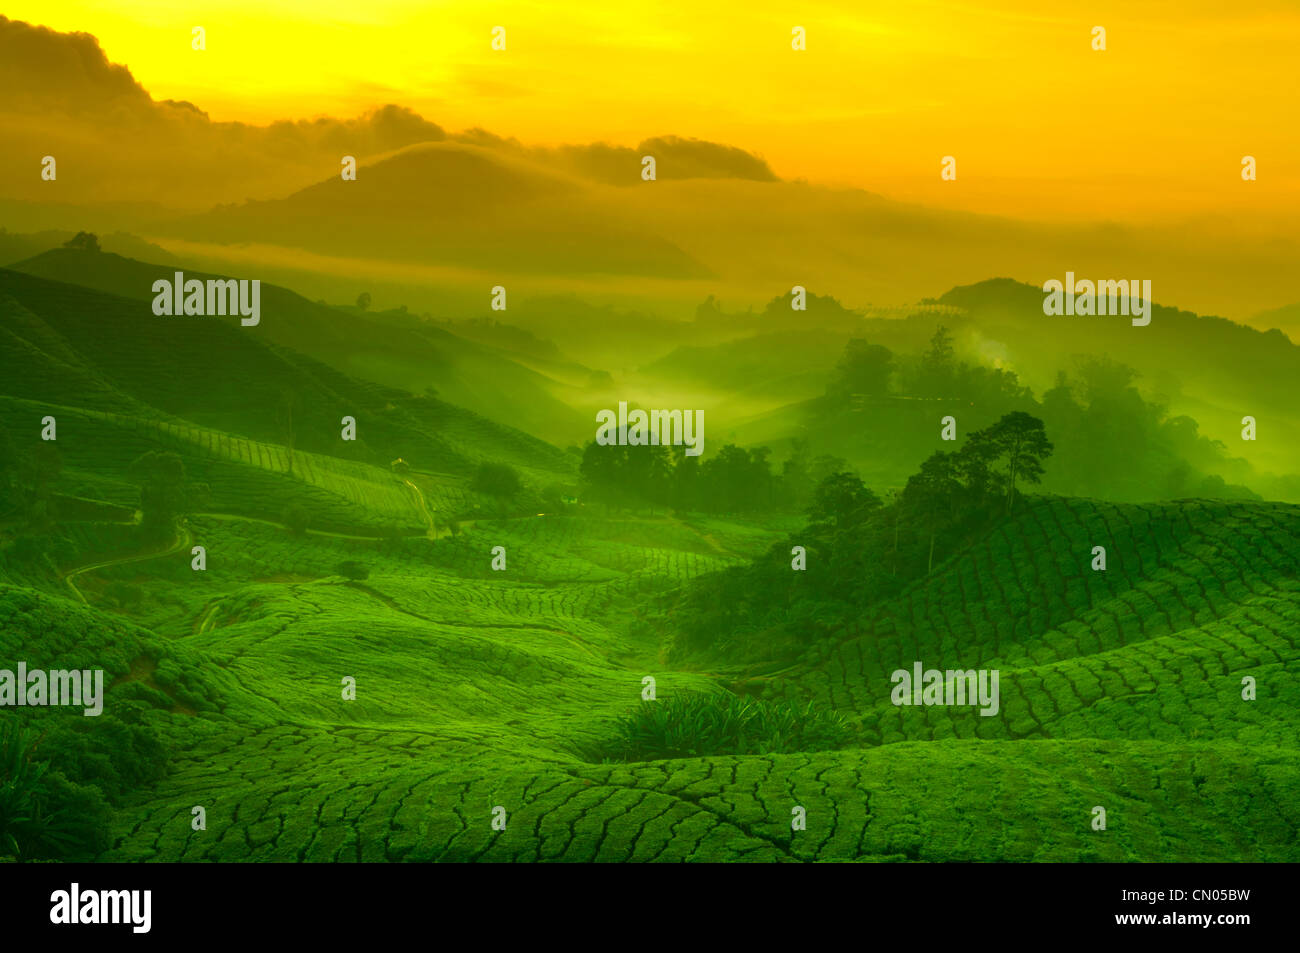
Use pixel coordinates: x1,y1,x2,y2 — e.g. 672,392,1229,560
197,512,411,541
401,479,437,539
62,525,194,604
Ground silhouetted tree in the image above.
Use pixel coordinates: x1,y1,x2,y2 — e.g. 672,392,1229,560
904,451,962,573
828,339,894,399
470,461,522,500
63,232,100,252
976,411,1054,508
128,451,188,541
916,325,957,397
806,472,880,532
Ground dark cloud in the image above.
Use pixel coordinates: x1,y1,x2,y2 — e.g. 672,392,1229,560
539,137,778,186
0,16,778,208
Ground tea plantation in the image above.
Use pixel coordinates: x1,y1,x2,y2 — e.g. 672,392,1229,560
1,268,1296,862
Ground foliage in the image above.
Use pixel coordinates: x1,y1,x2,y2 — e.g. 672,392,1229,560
604,692,853,761
62,232,100,253
0,720,111,861
282,503,309,536
469,461,522,499
335,560,369,580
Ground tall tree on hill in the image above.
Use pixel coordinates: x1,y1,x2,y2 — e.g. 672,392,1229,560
699,444,774,515
63,232,100,252
470,461,522,501
903,451,962,573
671,450,701,513
916,325,957,397
623,443,672,515
579,441,628,509
128,451,189,542
806,471,881,533
976,411,1054,509
0,435,62,530
955,430,1001,500
827,338,894,400
779,441,813,511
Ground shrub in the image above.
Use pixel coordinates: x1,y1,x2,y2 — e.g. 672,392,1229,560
282,504,309,536
335,560,369,581
0,720,112,861
602,692,853,761
470,462,522,500
104,581,144,609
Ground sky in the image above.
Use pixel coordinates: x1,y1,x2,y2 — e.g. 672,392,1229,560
7,0,1299,223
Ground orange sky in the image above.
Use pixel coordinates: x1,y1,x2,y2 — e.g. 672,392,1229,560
9,0,1300,222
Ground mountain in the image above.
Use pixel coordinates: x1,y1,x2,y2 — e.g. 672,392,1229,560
8,247,590,445
1252,302,1300,342
164,142,714,280
0,267,577,531
7,493,1295,861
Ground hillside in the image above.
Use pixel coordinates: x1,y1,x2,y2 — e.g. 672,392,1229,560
931,279,1300,467
0,268,578,535
7,249,590,445
163,142,715,280
3,492,1296,861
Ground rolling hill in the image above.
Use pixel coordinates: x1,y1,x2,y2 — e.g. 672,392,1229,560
0,266,578,535
3,492,1295,861
7,247,590,445
3,261,1296,860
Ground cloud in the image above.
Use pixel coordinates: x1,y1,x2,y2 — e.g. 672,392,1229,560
537,136,778,186
0,17,449,207
0,16,778,210
0,16,153,116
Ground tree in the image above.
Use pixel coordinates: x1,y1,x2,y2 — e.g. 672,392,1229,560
335,561,369,581
579,441,622,506
979,411,1054,508
623,443,672,514
779,446,812,511
63,232,100,253
828,339,894,399
954,433,1001,501
671,450,701,513
356,292,371,311
699,444,773,515
282,504,309,536
903,451,962,573
0,436,62,529
540,484,566,512
128,451,188,541
916,325,957,397
806,472,880,531
924,325,955,368
470,461,522,500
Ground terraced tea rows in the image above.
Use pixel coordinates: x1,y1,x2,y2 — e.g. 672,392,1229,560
30,496,1289,862
775,498,1300,755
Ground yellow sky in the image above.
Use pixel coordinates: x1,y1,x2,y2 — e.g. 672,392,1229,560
10,0,1299,221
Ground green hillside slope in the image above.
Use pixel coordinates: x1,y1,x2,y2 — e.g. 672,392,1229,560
7,249,589,444
4,496,1294,861
0,268,575,483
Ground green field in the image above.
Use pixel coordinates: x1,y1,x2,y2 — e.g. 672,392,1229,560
2,266,1298,863
4,495,1297,861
